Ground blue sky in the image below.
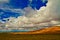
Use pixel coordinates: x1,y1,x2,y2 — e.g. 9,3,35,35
0,0,48,22
9,0,48,10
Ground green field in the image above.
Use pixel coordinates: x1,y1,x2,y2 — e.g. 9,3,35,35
0,33,60,40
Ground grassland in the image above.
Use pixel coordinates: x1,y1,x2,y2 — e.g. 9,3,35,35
0,33,60,40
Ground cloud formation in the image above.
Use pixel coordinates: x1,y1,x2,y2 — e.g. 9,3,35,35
0,0,9,2
0,0,60,31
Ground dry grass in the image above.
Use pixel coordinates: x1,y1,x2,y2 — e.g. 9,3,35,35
0,33,60,40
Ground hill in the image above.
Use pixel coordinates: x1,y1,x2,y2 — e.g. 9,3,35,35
11,26,60,34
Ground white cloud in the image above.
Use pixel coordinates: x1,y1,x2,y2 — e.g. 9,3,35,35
0,0,60,31
0,0,8,2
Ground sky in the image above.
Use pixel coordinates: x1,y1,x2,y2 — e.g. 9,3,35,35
0,0,60,32
0,0,48,21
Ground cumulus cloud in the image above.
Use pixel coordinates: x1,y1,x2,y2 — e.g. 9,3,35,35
0,0,9,2
0,0,60,31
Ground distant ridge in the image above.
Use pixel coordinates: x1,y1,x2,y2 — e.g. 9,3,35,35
11,26,60,34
